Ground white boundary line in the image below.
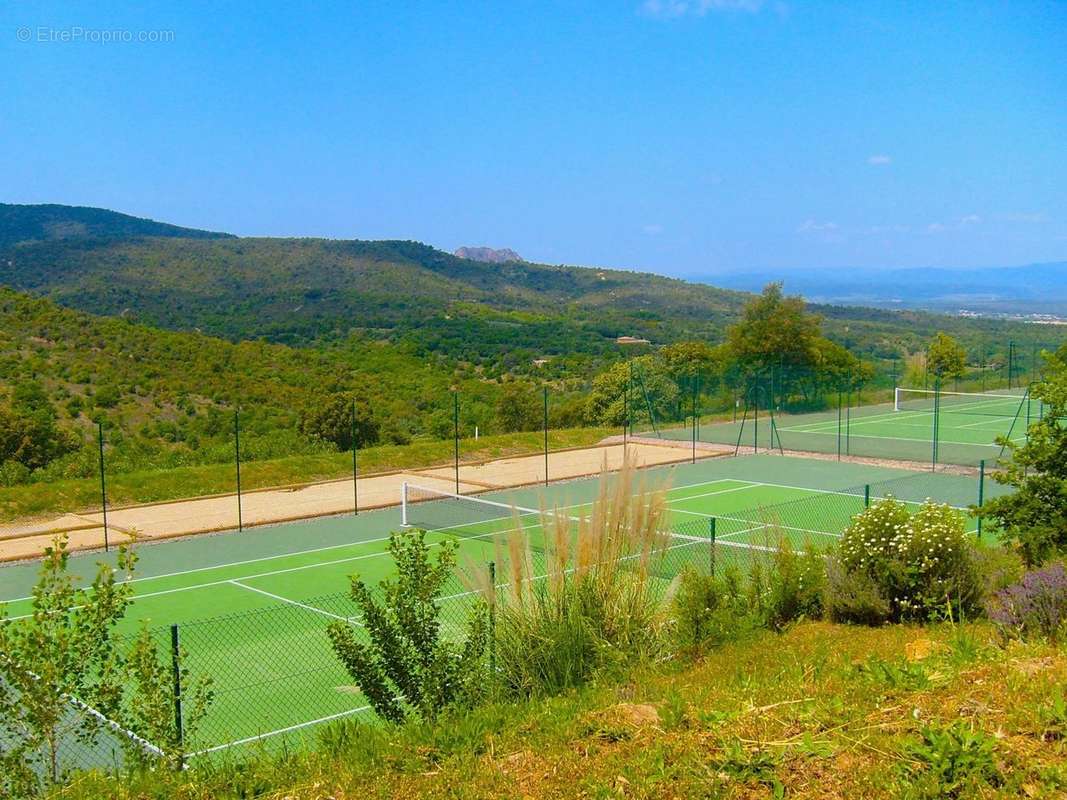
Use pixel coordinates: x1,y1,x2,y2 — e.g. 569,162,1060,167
185,704,373,758
0,471,970,609
228,580,361,625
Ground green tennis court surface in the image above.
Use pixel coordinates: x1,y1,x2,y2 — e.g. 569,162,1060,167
660,388,1036,467
1,470,982,758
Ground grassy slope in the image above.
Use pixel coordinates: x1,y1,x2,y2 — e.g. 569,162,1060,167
72,621,1066,799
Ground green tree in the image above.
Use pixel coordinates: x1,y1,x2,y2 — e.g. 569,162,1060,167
983,346,1067,565
495,381,541,433
0,538,135,794
724,283,821,373
326,531,490,723
298,391,379,451
0,383,79,470
927,332,967,378
585,357,679,428
660,341,718,380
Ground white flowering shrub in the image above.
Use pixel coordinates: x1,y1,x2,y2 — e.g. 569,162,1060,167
836,497,981,623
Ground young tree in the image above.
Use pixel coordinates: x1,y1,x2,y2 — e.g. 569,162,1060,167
0,538,135,794
983,346,1067,565
298,391,379,450
327,531,490,724
927,332,967,379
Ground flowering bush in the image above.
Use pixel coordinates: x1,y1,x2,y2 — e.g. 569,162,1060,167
835,497,982,623
988,562,1067,641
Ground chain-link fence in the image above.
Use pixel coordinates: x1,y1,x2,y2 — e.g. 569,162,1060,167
637,342,1061,470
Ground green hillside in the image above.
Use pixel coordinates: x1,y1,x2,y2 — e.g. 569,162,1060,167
0,203,232,248
1,204,1053,369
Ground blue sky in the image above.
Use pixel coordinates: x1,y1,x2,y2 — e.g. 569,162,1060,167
2,1,1065,276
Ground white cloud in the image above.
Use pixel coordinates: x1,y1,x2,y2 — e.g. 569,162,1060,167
867,154,891,166
641,0,765,18
642,224,664,235
960,214,981,225
797,220,838,233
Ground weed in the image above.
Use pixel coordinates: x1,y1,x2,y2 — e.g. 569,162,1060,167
901,720,1001,799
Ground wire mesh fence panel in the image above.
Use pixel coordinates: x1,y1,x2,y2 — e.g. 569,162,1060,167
644,361,1063,470
0,666,167,793
176,592,372,759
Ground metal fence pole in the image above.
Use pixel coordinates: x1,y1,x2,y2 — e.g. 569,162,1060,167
709,516,716,576
170,624,184,769
543,386,549,486
351,398,359,515
836,390,842,461
97,421,109,553
453,391,460,494
234,408,243,532
488,561,496,676
864,484,870,508
976,459,985,540
691,375,698,464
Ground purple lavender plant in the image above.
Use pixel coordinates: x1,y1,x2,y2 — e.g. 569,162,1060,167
988,562,1067,641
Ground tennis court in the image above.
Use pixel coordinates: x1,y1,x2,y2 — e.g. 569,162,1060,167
660,387,1037,467
0,459,988,761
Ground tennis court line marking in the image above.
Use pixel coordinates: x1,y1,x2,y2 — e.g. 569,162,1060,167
0,474,906,607
1,477,744,606
772,426,1018,447
186,703,373,758
0,473,950,608
228,580,361,625
2,546,425,621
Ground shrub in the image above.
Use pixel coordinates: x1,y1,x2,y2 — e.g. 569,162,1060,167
327,531,490,724
836,497,982,623
761,541,826,630
825,556,891,625
671,566,757,650
987,562,1067,642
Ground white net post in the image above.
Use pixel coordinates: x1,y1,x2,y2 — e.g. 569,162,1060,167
400,481,409,527
894,387,902,411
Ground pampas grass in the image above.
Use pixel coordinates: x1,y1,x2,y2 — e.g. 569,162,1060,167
486,454,675,696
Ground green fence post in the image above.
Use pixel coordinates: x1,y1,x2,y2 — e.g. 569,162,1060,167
976,459,985,540
691,375,698,464
97,421,109,553
453,391,460,494
543,386,549,486
1007,341,1014,389
864,484,870,508
170,624,184,769
488,561,496,677
234,408,243,532
351,398,359,515
709,517,716,577
836,390,843,461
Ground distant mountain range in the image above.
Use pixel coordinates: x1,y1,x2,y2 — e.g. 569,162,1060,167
454,246,523,264
0,203,1059,373
707,262,1067,318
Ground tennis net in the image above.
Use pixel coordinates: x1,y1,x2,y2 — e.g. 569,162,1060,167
401,483,790,581
894,387,1035,418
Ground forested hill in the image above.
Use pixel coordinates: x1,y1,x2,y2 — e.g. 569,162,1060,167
0,203,233,248
0,203,1054,367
